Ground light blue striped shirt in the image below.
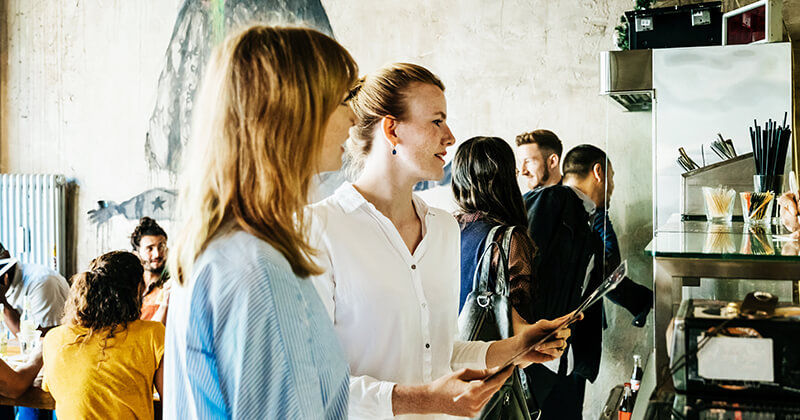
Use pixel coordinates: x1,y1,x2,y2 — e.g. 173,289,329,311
164,229,349,419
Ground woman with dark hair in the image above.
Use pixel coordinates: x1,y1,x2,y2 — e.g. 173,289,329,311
42,250,164,419
452,136,539,327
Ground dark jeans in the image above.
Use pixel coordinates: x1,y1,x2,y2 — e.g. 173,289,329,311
538,373,586,420
13,408,53,420
0,407,50,420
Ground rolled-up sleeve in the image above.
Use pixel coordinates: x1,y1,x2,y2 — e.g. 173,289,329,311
348,375,396,419
451,340,491,370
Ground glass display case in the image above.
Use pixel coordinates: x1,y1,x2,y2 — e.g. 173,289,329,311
603,41,797,420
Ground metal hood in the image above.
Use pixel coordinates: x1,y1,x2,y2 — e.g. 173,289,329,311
599,49,653,112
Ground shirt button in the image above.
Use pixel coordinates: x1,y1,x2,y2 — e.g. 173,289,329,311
425,343,430,349
421,302,427,308
411,264,417,270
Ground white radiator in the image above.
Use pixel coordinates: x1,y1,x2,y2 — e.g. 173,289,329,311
0,174,67,275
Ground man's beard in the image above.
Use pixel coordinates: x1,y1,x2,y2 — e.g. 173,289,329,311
145,263,164,275
539,169,550,186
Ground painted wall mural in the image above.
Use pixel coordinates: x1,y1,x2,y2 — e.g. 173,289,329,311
145,0,334,175
90,0,447,225
88,188,177,225
91,0,334,225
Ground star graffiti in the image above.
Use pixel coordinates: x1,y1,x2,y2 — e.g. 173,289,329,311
152,196,166,212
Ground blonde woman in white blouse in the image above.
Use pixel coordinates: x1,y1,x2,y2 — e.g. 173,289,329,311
311,63,572,420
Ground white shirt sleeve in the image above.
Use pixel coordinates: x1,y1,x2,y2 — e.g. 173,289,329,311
348,375,397,419
451,340,491,370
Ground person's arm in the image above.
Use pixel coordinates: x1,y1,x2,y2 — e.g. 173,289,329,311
506,230,537,324
592,210,653,326
205,258,335,419
779,191,800,237
605,278,652,327
1,302,21,335
484,313,572,368
391,366,514,418
0,349,42,399
154,359,164,398
150,286,170,325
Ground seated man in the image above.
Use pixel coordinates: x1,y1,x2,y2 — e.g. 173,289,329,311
130,217,171,323
523,144,652,420
0,242,69,336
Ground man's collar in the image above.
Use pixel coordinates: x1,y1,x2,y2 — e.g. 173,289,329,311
567,185,597,215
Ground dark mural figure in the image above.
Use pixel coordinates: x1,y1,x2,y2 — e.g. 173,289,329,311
89,188,177,225
145,0,334,175
90,1,333,225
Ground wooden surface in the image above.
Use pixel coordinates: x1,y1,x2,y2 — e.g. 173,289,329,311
0,377,54,409
0,340,54,409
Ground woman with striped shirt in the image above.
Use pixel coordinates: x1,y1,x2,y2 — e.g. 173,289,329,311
164,25,358,419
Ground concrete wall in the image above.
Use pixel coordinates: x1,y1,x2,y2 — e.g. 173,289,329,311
1,0,654,416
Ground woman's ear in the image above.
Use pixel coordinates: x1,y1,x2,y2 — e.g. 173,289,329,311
381,116,399,147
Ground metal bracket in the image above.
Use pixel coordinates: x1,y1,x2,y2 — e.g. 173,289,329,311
682,277,701,287
691,9,711,26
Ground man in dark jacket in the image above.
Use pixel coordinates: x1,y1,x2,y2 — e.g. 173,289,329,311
522,144,652,420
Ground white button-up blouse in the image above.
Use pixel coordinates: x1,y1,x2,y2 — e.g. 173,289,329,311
310,184,491,420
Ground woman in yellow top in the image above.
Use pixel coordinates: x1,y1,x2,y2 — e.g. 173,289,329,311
42,251,164,419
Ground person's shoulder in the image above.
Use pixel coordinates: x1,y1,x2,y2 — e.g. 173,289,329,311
526,185,580,210
200,230,291,273
130,319,166,335
192,230,299,298
309,183,353,216
42,324,73,347
21,263,65,283
414,196,458,232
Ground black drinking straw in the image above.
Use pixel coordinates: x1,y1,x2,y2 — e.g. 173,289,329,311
750,115,793,177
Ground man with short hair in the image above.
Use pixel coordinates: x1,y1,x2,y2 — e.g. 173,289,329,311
515,129,563,191
0,242,69,336
130,217,170,323
522,144,652,420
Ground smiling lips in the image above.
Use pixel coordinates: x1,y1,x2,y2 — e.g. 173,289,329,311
434,151,447,163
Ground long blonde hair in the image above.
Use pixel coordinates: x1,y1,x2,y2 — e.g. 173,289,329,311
345,63,444,179
171,25,358,285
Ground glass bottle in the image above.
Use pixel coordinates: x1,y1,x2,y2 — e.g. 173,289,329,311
618,382,633,420
631,354,643,399
20,296,35,336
